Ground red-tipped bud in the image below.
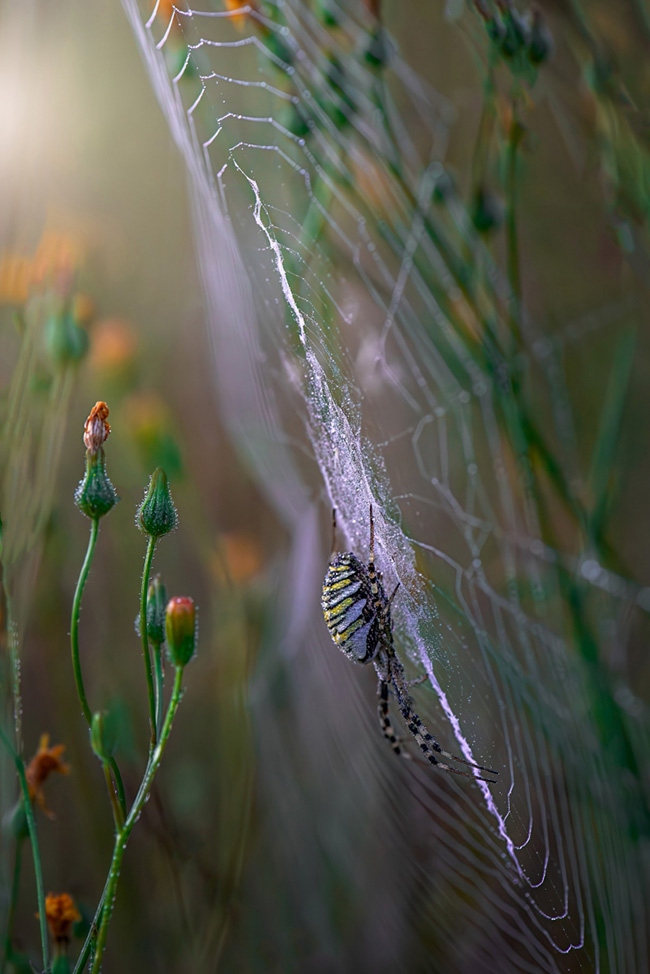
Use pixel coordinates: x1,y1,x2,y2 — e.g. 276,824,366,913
165,597,197,668
83,401,110,454
76,402,118,520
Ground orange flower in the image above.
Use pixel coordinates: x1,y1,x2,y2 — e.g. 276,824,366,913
89,318,138,373
0,250,31,304
83,401,111,454
44,892,81,945
223,0,256,31
25,734,70,817
213,532,263,584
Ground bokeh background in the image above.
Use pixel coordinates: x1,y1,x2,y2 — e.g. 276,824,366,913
2,1,650,972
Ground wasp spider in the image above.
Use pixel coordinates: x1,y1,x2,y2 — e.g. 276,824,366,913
321,506,497,783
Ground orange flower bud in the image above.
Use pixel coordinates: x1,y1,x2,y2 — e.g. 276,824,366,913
83,401,111,454
165,597,197,668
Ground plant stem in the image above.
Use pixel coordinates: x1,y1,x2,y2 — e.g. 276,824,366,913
1,835,23,974
139,536,157,747
108,756,127,820
70,517,99,725
71,519,128,820
152,641,164,738
102,762,124,831
88,667,185,974
0,728,48,972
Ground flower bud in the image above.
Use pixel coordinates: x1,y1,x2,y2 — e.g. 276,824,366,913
83,401,110,454
45,308,89,366
136,468,177,538
3,800,28,840
146,575,167,644
90,710,118,762
165,597,197,668
75,448,118,520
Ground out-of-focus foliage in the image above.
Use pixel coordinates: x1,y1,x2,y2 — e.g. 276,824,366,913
2,0,650,972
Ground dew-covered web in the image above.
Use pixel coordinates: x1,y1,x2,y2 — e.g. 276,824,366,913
123,2,650,971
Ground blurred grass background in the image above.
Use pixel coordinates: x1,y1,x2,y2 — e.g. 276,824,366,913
2,0,650,971
0,2,275,968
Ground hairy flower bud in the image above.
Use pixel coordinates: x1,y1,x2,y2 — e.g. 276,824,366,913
146,575,167,645
136,468,177,538
75,448,118,520
165,597,197,668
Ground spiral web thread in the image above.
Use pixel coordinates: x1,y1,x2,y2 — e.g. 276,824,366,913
123,2,650,970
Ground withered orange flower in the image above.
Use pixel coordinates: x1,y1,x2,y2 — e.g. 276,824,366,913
83,401,111,454
43,892,81,944
25,734,70,817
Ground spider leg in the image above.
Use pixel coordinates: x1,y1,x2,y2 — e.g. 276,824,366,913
393,685,498,783
406,673,428,689
377,678,410,758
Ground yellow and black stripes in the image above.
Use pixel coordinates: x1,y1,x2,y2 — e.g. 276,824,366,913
322,552,382,663
322,505,498,784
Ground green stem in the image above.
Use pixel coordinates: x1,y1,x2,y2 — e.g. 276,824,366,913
70,518,99,725
1,835,23,974
140,536,157,747
0,728,48,972
102,762,124,831
88,667,185,974
108,756,127,821
72,519,128,821
152,641,164,738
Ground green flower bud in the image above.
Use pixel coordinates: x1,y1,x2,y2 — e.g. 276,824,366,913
90,710,119,762
3,800,28,840
137,468,177,538
75,448,118,520
146,575,167,645
165,597,197,668
45,308,89,367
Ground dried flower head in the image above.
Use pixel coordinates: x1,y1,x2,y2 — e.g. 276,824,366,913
43,892,81,945
83,401,111,454
25,734,70,817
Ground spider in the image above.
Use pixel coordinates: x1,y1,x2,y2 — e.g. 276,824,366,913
321,505,497,783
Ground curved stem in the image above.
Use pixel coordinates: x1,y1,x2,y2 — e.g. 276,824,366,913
70,517,99,725
139,536,157,747
89,667,184,974
0,728,48,972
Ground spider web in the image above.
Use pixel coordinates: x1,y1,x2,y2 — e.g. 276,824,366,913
123,2,650,971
